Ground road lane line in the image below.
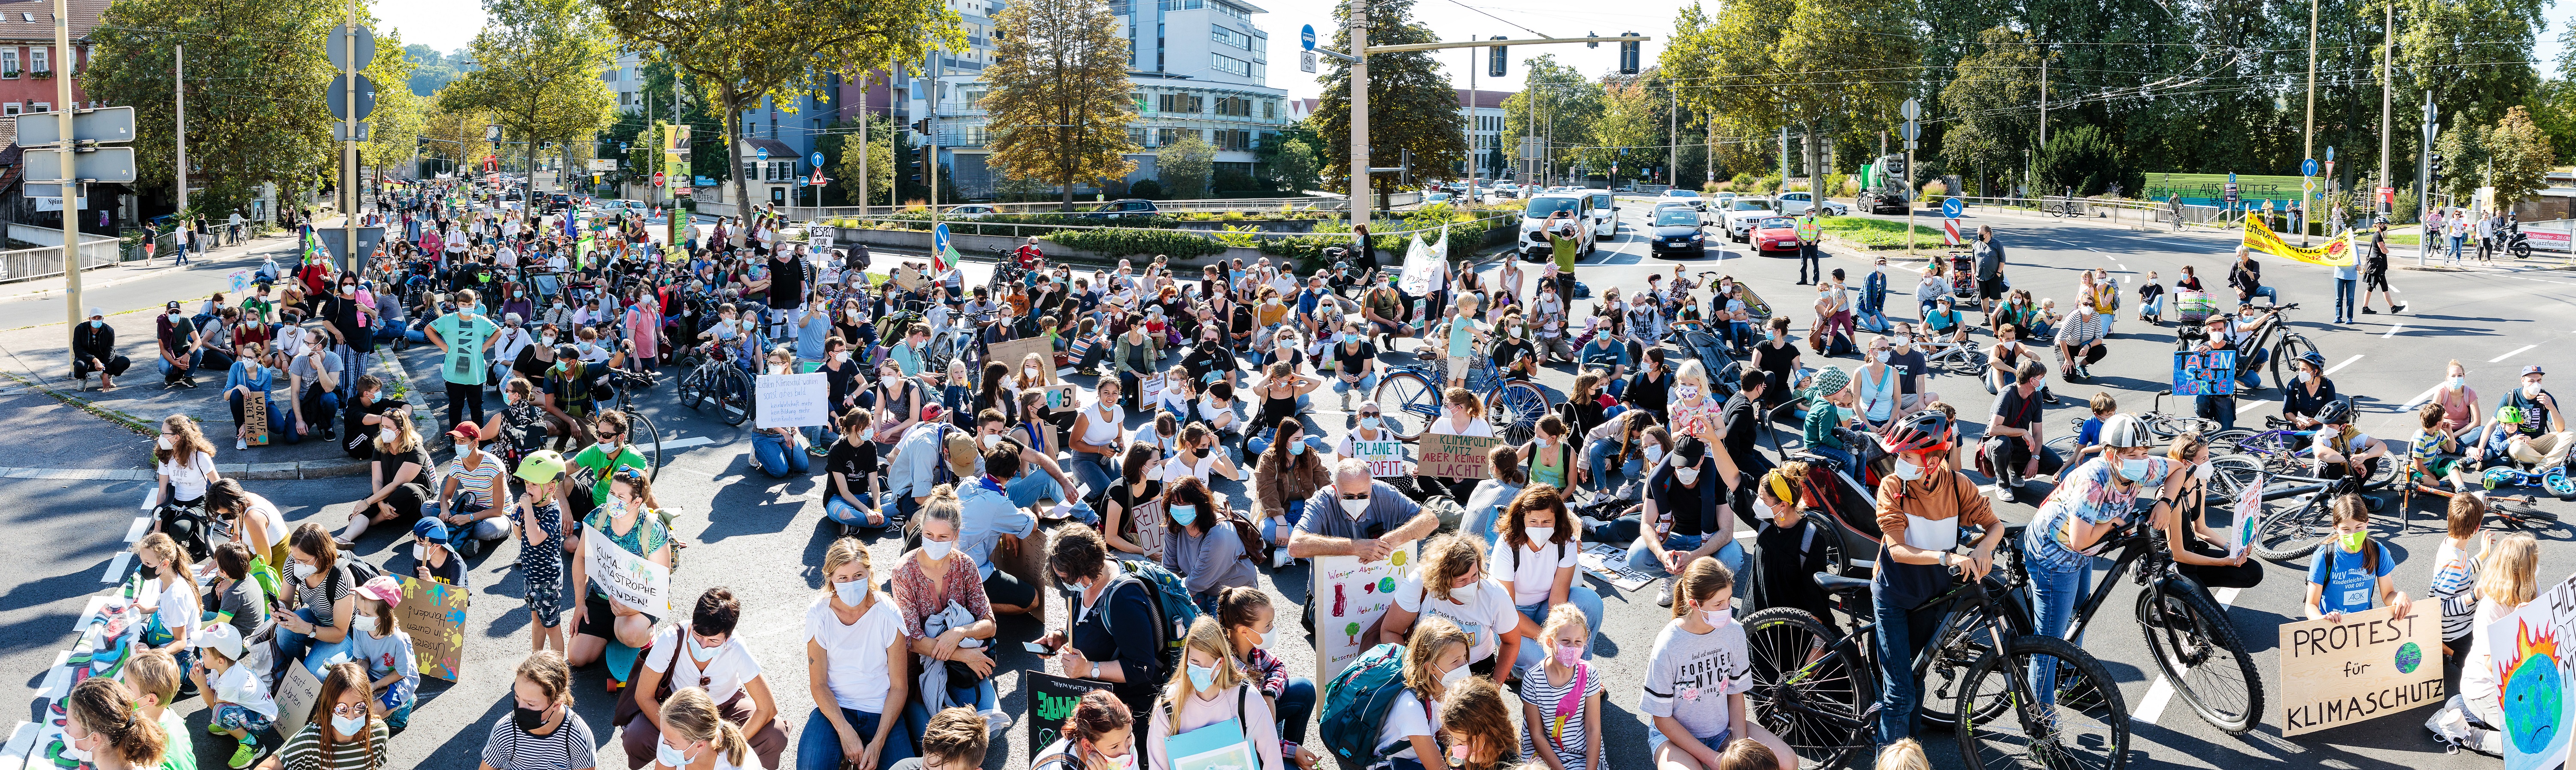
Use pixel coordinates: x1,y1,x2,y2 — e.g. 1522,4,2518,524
2322,355,2363,376
2400,383,2446,410
2134,587,2244,724
2491,344,2540,362
2384,323,2404,338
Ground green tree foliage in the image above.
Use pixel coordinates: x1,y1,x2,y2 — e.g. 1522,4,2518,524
1157,133,1217,200
419,102,496,177
2482,105,2557,203
1309,0,1467,204
403,44,466,97
1936,29,2039,186
84,0,361,215
434,0,618,190
359,35,424,183
1271,139,1323,193
1583,77,1662,180
2035,124,2132,194
595,0,960,214
1498,55,1604,179
1661,0,1914,183
822,112,899,206
983,0,1136,210
2430,124,2483,200
2389,0,2544,132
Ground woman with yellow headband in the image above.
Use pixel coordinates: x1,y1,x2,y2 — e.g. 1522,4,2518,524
1746,463,1834,620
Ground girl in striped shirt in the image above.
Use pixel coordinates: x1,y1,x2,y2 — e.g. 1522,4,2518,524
1517,604,1603,770
2430,495,2487,655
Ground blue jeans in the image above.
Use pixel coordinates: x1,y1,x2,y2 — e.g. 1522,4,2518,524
1276,677,1318,744
1259,499,1309,548
826,493,884,527
1873,597,1929,746
2141,295,2164,318
1856,307,1891,334
1583,437,1643,494
2196,394,2237,431
1331,372,1379,399
1007,473,1064,507
1627,534,1747,579
274,607,357,678
751,433,810,477
2251,285,2280,305
1069,452,1118,499
797,707,913,770
2024,554,2096,708
2449,235,2466,261
1511,590,1606,676
2332,277,2357,321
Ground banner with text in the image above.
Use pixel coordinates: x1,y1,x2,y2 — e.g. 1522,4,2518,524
986,337,1060,385
1314,544,1420,686
2277,604,2442,736
1419,434,1504,479
2242,213,2357,267
583,524,674,619
754,372,830,429
1026,672,1112,761
1356,440,1405,478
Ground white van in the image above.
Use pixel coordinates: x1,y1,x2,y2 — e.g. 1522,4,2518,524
1581,189,1618,238
1517,194,1596,261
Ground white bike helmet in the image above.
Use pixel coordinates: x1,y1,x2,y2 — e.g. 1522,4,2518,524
2099,413,2151,449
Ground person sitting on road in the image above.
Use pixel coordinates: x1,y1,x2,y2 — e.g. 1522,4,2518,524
620,588,791,770
2066,393,2118,469
2303,492,2412,623
567,468,674,668
336,412,434,544
955,440,1041,615
73,306,131,391
2310,398,2388,506
1628,438,1747,607
2280,351,2339,435
1041,524,1169,717
430,422,514,556
2487,365,2574,470
1983,361,2062,504
1800,367,1860,470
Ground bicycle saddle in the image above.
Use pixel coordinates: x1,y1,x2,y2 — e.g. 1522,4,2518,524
1814,572,1874,596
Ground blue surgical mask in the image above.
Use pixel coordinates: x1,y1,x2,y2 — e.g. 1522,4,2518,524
1171,505,1198,526
1360,416,1382,430
1287,440,1306,456
1187,662,1218,691
656,741,694,769
2119,458,2151,482
330,713,368,737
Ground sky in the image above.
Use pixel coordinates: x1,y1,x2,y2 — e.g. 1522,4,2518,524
377,0,2565,103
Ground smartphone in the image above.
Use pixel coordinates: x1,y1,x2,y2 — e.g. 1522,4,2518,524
1023,641,1057,656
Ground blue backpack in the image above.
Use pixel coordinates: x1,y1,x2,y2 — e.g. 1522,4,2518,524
1319,643,1415,768
1107,560,1202,665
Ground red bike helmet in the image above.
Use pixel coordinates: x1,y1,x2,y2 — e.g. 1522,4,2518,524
1878,410,1953,455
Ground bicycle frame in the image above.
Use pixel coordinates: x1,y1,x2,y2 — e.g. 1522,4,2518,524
1774,575,2042,763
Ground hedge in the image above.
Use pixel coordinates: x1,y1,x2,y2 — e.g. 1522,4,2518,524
1041,227,1227,258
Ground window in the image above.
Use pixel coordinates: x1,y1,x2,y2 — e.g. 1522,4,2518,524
31,101,49,112
1212,1,1248,20
1127,127,1148,146
1263,100,1276,118
1212,27,1249,49
1,103,16,116
1132,92,1149,112
31,47,46,74
963,89,985,109
1158,93,1202,113
1212,53,1249,77
1217,129,1250,151
1153,127,1187,146
2,50,18,78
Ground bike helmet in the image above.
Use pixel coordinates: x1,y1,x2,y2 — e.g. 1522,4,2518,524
2314,397,2354,426
515,450,569,484
1878,411,1953,454
2484,467,2519,491
2099,413,2151,449
2498,405,2527,425
2295,350,2327,372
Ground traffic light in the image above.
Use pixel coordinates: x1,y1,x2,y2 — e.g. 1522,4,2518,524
1617,32,1641,75
1488,36,1507,78
1586,31,1598,49
1400,149,1413,187
913,118,933,136
2428,152,2444,187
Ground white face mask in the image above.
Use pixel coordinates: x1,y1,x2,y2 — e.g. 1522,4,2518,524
1644,446,1666,466
922,539,954,561
1893,459,1924,481
1024,366,1040,379
1673,467,1701,485
1753,499,1775,520
1439,663,1473,687
379,427,399,443
157,436,173,451
1340,497,1369,516
982,434,1004,450
1525,526,1554,543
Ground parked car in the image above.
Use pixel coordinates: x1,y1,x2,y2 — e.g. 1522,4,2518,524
1722,197,1780,242
1423,192,1455,206
1752,216,1802,256
1492,184,1521,199
1081,199,1160,219
1774,191,1849,217
947,204,999,219
1658,188,1707,211
1516,194,1597,261
1713,191,1738,209
1647,206,1710,259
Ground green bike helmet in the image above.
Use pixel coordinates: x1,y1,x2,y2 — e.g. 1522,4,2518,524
2498,405,2527,425
2484,466,2520,491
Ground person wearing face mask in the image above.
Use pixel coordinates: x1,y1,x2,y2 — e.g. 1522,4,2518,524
2052,303,2109,381
2018,414,2187,698
1866,411,2005,746
1251,415,1334,560
621,589,790,770
1158,476,1256,611
627,291,667,374
317,278,376,405
2305,493,2414,626
428,288,502,435
1745,464,1835,621
131,534,203,672
1627,434,1747,607
2427,359,2486,449
1641,559,1796,770
1982,361,2061,503
62,676,170,770
73,306,130,391
1141,617,1288,770
1881,324,1939,416
1033,524,1165,715
797,540,913,770
335,413,434,543
434,423,516,556
1850,335,1901,427
945,438,1042,615
1370,618,1476,770
479,652,601,770
1798,367,1862,471
2156,433,2265,601
1098,444,1167,556
2488,365,2574,468
654,688,758,770
1378,533,1524,687
1032,689,1139,770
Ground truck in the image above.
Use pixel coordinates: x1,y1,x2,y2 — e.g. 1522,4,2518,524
1858,153,1910,215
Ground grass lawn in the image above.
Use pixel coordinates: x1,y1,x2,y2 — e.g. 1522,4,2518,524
1820,217,1951,249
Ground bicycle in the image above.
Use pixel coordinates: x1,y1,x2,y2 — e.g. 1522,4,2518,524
1369,353,1555,443
1742,528,2129,770
2188,303,2313,393
2021,523,2264,734
674,340,755,427
603,369,665,480
2211,416,2400,490
1914,337,1988,377
2047,391,2224,459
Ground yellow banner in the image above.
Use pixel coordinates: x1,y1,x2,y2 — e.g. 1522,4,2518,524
2241,213,2356,267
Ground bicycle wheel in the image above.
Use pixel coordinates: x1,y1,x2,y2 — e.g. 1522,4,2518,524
2205,428,2257,456
1741,608,1875,767
1953,635,2129,770
1950,349,1991,377
1484,381,1552,445
2137,581,2262,734
678,369,706,412
2202,455,2266,506
2251,491,2333,560
1370,372,1439,440
715,367,752,426
2145,413,2221,438
627,410,664,481
2272,335,2317,392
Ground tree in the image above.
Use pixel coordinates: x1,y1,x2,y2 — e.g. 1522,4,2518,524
1309,0,1466,206
2036,124,2128,195
595,0,960,217
83,0,351,216
1937,28,2041,188
419,102,497,177
2430,124,2485,201
1497,55,1604,181
435,0,618,195
404,44,465,97
823,113,899,206
1271,139,1323,193
359,34,425,184
1157,133,1217,200
982,0,1137,210
2482,105,2557,203
1584,77,1662,183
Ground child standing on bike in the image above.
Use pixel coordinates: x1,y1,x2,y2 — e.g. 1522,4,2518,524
1868,412,2005,748
2303,493,2412,623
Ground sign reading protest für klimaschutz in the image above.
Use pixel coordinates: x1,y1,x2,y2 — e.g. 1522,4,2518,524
2277,604,2442,736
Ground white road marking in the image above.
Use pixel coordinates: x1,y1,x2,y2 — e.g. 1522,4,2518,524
122,516,150,543
2383,323,2404,338
2491,344,2540,362
2400,383,2446,410
2322,355,2363,376
662,435,717,450
99,552,129,582
2134,587,2245,724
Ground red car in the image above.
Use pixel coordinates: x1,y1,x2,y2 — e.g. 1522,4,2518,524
1753,217,1801,256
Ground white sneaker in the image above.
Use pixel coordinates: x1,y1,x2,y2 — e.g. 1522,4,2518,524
1655,577,1675,607
236,438,248,450
1272,547,1294,569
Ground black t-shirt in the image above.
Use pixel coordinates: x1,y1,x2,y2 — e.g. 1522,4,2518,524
319,294,374,353
1753,342,1800,389
1625,370,1671,412
1991,385,2044,431
769,255,806,307
1492,338,1533,367
1106,480,1165,540
1887,349,1929,395
1183,344,1235,383
342,398,405,460
825,439,878,481
1333,341,1378,374
1662,470,1707,537
1720,393,1761,466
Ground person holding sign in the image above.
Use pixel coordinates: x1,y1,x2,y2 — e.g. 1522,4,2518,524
567,468,674,666
261,663,389,770
1142,617,1287,770
1291,458,1437,563
749,347,812,479
345,577,422,729
1417,388,1496,500
2154,434,2263,601
2303,494,2412,624
2458,532,2540,735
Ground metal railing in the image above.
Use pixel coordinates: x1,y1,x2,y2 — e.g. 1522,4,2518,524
811,210,1520,246
788,196,1362,219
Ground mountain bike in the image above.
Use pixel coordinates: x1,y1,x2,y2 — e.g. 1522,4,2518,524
1742,535,2129,770
603,369,665,480
2024,523,2263,734
675,340,754,426
1369,352,1555,444
2212,416,2401,489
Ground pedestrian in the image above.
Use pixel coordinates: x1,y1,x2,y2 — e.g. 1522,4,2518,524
1972,225,2005,322
2363,220,2404,315
1795,210,1824,285
73,306,130,390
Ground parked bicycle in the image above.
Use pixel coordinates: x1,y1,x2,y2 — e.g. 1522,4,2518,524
603,369,665,480
1370,352,1555,444
675,340,755,427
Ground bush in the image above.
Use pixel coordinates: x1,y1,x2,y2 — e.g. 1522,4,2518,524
1753,173,1782,194
1042,227,1225,258
1730,172,1758,191
1130,179,1164,199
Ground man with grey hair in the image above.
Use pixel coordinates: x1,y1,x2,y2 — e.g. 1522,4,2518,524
1291,458,1436,562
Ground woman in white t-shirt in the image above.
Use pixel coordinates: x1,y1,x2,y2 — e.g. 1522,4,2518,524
134,533,203,667
1377,534,1523,679
1142,617,1286,770
800,540,914,770
1491,486,1604,676
1159,423,1243,486
625,588,790,769
1641,558,1795,770
153,414,222,509
1378,617,1475,770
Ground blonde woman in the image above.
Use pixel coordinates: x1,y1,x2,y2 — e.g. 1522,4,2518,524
1376,534,1522,676
338,412,436,545
133,534,202,667
1142,617,1285,770
653,688,756,770
1381,617,1475,770
2461,532,2541,732
152,414,221,513
802,539,913,770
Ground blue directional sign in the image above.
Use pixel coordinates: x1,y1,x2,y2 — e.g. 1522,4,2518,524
2326,146,2335,162
2227,171,2237,183
756,147,769,161
1941,197,1962,218
2302,158,2318,177
1301,24,1315,51
810,152,824,166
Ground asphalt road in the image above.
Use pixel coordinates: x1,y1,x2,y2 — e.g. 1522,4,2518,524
8,198,2576,770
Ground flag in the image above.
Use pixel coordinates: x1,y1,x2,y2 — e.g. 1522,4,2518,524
932,223,961,273
2240,213,2356,267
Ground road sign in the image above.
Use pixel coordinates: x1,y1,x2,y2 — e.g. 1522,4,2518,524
2304,179,2316,195
2302,158,2318,177
654,172,665,187
809,152,824,167
756,147,769,161
17,106,135,147
1900,122,1920,141
326,74,377,121
486,124,501,141
325,24,377,71
1301,51,1315,73
1301,24,1315,51
1941,197,1962,218
1900,98,1920,121
313,226,386,264
24,147,137,185
2326,146,2335,162
1943,218,1962,245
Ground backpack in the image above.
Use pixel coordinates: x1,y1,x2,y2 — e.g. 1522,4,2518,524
1107,560,1202,666
1218,509,1267,562
1507,538,1573,574
1319,643,1415,768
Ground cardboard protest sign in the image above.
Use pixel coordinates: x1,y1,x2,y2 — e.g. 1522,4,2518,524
273,661,325,739
1578,543,1657,591
753,372,830,428
986,337,1058,385
1026,672,1111,760
2173,349,2238,397
2277,604,2442,736
1419,434,1504,479
1132,499,1168,562
395,575,469,682
1314,544,1421,686
584,524,673,619
244,391,270,446
1355,440,1405,478
2494,572,2576,770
